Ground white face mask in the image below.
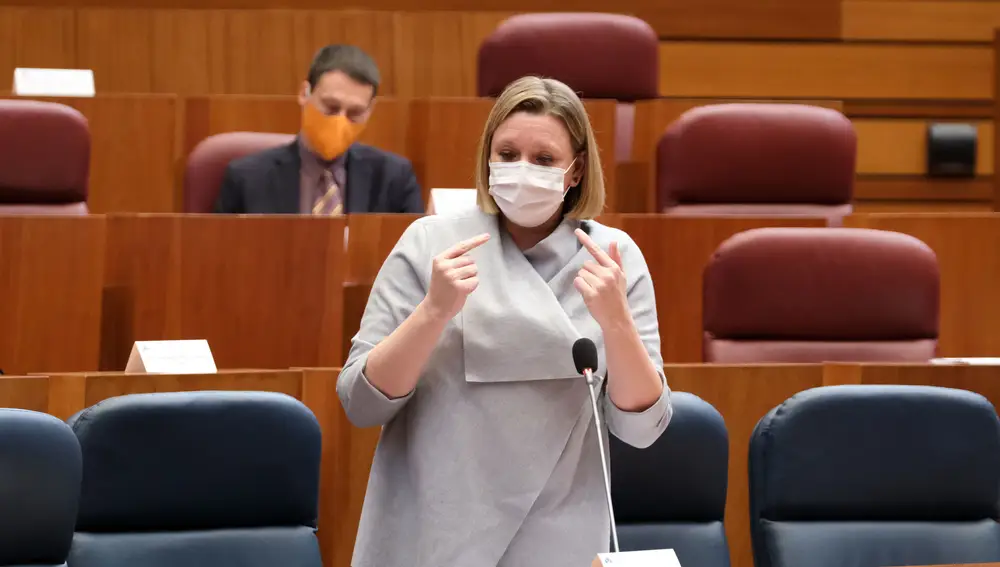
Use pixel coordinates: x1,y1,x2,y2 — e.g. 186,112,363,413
488,159,576,228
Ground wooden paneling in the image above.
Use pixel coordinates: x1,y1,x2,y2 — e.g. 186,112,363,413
306,367,380,567
0,376,52,412
854,119,993,175
182,95,302,156
77,9,153,92
842,1,1000,43
0,8,472,97
100,215,345,371
994,29,1000,213
0,0,840,43
0,8,75,73
393,11,510,98
640,0,839,40
854,178,993,203
406,98,492,198
7,94,180,213
844,213,1000,357
0,217,106,375
659,42,993,100
853,201,993,213
70,94,178,212
2,7,995,106
845,101,994,119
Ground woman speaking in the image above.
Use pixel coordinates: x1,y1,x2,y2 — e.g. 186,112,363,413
337,76,672,567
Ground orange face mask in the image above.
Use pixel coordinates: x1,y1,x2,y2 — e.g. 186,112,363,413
301,102,367,161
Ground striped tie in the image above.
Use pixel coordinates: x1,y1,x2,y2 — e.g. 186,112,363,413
312,170,343,216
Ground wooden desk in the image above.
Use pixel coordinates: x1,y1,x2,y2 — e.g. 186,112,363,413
6,94,178,213
0,216,106,375
668,362,1000,567
100,214,345,371
844,213,1000,357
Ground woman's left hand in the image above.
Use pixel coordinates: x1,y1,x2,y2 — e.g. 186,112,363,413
574,228,632,331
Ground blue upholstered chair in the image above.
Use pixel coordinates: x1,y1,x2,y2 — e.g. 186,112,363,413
0,409,81,567
749,385,1000,567
611,391,731,567
67,391,323,567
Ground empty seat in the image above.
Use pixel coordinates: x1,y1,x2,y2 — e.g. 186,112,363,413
703,227,939,363
184,132,295,213
0,409,81,566
478,13,658,161
0,100,89,214
658,104,855,224
611,392,730,567
68,391,323,567
750,385,1000,567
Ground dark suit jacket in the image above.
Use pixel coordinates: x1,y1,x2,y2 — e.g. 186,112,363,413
213,141,424,214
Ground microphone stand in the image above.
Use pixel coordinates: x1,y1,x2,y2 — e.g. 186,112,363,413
584,367,620,553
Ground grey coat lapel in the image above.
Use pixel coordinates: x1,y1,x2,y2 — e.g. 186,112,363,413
461,215,606,384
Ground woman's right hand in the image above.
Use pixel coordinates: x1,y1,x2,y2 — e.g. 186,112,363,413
422,233,490,321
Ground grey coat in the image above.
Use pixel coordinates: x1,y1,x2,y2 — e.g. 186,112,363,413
337,210,672,567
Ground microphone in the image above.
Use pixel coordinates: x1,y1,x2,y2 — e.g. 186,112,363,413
572,338,620,554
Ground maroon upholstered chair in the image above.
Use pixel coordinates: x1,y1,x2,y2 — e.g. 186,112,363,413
477,13,658,161
703,227,939,363
0,100,89,214
658,104,856,225
184,132,295,213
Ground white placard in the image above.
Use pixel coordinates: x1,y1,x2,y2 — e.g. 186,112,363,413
930,357,1000,366
13,68,95,97
592,549,682,567
428,188,477,216
125,340,218,374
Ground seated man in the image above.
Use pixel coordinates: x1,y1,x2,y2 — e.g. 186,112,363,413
214,44,424,215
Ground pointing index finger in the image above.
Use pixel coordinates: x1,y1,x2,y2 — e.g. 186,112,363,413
443,233,490,259
574,228,614,267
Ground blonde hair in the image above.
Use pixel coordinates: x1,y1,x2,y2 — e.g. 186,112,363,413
474,76,606,219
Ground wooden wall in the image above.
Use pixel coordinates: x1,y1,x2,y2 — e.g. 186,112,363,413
0,1,997,211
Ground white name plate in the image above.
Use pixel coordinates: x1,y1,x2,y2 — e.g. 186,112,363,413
592,549,681,567
931,357,1000,366
428,188,477,216
125,340,218,374
14,68,95,97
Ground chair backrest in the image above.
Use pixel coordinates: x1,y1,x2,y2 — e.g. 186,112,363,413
0,100,89,214
610,392,730,567
67,391,323,567
703,227,939,363
658,104,855,224
478,13,657,101
477,13,658,160
0,409,81,567
184,132,295,213
750,385,1000,567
